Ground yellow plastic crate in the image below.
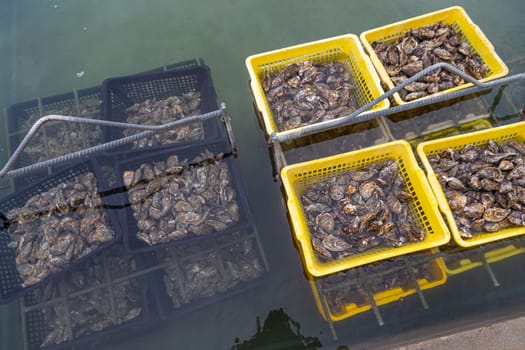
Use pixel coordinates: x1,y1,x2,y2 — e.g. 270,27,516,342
417,121,525,247
360,6,509,105
245,34,390,137
443,239,525,275
281,140,450,276
310,256,447,322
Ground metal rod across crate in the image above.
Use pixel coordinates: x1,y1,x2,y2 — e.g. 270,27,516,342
0,103,238,180
266,65,525,177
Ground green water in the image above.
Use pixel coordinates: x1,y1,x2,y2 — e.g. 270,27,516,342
1,0,525,349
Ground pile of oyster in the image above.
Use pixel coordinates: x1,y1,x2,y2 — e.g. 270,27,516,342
5,172,115,287
159,232,265,308
372,22,488,101
263,60,359,131
300,159,425,261
21,100,103,164
27,246,143,347
428,140,525,238
124,93,203,148
321,256,434,315
123,150,240,246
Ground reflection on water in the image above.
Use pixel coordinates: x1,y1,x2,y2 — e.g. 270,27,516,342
232,308,322,350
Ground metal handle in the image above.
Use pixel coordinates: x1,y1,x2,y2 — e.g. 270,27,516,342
0,105,230,179
271,63,525,143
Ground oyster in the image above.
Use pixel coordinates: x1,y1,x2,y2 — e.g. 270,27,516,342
159,232,265,308
19,99,102,166
124,150,240,245
6,172,115,287
264,60,359,131
27,246,143,347
428,140,525,238
372,22,488,102
123,93,203,148
300,159,426,262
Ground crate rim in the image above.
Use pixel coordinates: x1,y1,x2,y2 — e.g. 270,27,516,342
114,139,252,254
246,33,390,137
280,139,450,277
310,255,447,321
101,64,220,152
359,5,509,106
148,228,269,321
22,247,151,350
0,158,122,304
416,121,525,248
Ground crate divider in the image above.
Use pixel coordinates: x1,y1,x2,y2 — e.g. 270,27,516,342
150,227,269,321
20,248,152,350
115,138,252,254
0,159,121,303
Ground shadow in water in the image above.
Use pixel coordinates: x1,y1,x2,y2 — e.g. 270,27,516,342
232,308,322,350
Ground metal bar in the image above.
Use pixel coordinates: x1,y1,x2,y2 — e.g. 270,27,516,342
58,279,74,344
405,261,429,310
2,107,14,193
270,137,287,180
220,103,238,157
315,279,338,340
213,238,229,285
37,97,53,177
359,271,384,326
0,107,225,179
19,298,29,350
73,89,90,150
271,66,525,143
480,249,500,287
251,226,270,272
102,254,119,324
22,264,163,312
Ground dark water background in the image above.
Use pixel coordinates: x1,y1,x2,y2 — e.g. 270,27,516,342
1,0,525,349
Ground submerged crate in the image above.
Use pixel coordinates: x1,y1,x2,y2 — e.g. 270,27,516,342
114,139,252,254
246,34,390,136
0,159,121,303
21,244,150,350
382,92,491,142
360,6,508,105
102,66,219,151
149,228,268,320
5,59,208,190
417,121,525,247
441,238,525,275
405,115,493,148
310,253,446,321
6,86,103,190
281,117,391,165
280,140,450,277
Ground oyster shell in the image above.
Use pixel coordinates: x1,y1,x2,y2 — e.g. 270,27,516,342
428,140,525,238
